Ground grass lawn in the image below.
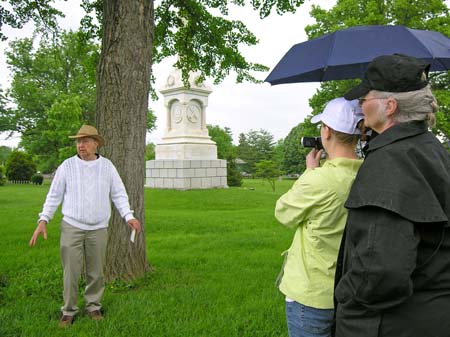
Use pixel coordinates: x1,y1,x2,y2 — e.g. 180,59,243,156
0,178,297,337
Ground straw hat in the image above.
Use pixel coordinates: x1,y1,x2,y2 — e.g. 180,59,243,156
69,125,105,148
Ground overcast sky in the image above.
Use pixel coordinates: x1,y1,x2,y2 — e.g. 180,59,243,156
0,0,335,148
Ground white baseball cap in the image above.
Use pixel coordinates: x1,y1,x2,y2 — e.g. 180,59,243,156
311,97,364,135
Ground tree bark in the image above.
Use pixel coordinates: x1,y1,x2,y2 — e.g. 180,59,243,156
96,0,153,281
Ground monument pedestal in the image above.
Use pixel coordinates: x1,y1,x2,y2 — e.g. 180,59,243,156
145,159,227,189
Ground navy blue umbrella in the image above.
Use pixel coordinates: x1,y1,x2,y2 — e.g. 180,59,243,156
265,25,450,85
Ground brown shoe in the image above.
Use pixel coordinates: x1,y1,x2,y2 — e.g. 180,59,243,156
59,315,74,327
87,310,104,321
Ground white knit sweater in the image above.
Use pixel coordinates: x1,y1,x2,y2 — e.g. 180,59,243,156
39,155,135,230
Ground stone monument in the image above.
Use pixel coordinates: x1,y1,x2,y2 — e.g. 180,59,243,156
145,70,227,189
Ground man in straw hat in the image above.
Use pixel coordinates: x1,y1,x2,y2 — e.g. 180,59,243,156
334,54,450,337
29,125,141,327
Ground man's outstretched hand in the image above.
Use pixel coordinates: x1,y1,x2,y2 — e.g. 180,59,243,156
29,220,48,247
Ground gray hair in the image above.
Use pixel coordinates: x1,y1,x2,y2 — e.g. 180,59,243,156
372,85,438,127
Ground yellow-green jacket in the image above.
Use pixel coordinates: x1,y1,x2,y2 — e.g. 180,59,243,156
275,157,362,309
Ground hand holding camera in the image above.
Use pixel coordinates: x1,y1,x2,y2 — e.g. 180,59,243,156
301,137,326,166
306,148,323,169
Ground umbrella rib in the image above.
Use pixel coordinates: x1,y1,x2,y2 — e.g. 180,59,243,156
408,29,436,57
407,29,448,71
321,32,338,81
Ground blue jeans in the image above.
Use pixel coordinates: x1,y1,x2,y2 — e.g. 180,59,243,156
285,301,334,337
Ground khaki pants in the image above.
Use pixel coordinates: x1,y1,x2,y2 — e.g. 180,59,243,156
60,220,108,316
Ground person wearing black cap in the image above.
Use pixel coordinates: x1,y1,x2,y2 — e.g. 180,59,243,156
334,54,450,337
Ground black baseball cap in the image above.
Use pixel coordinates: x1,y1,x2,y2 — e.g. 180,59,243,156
344,54,430,100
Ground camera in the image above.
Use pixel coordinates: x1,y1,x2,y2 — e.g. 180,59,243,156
301,137,323,150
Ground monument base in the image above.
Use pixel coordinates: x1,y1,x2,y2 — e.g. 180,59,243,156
145,159,227,190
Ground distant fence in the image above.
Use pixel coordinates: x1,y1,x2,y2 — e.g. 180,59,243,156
8,180,32,184
7,173,49,185
8,178,46,185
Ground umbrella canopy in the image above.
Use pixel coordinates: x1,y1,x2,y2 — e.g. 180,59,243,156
265,25,450,85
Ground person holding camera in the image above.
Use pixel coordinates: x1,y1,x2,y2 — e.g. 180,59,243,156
334,54,450,337
275,97,364,337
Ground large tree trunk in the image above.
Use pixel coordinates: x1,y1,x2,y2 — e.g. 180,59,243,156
96,0,153,281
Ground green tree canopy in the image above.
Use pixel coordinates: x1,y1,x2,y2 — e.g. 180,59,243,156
0,165,6,186
147,108,157,133
3,29,159,172
0,1,64,41
77,0,307,85
282,118,318,174
272,138,285,173
145,142,155,161
41,94,83,172
207,124,235,160
0,88,15,132
237,129,275,174
4,30,98,171
6,31,98,129
206,124,244,186
0,145,12,165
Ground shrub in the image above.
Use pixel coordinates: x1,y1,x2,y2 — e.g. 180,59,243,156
5,151,37,182
0,165,6,186
226,157,242,187
255,160,281,192
31,173,44,185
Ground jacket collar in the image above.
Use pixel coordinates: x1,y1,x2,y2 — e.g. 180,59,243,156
323,157,362,169
367,121,428,153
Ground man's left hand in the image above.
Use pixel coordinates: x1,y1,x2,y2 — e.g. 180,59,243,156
127,218,142,233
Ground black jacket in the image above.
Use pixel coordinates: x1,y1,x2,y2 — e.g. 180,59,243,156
334,121,450,337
